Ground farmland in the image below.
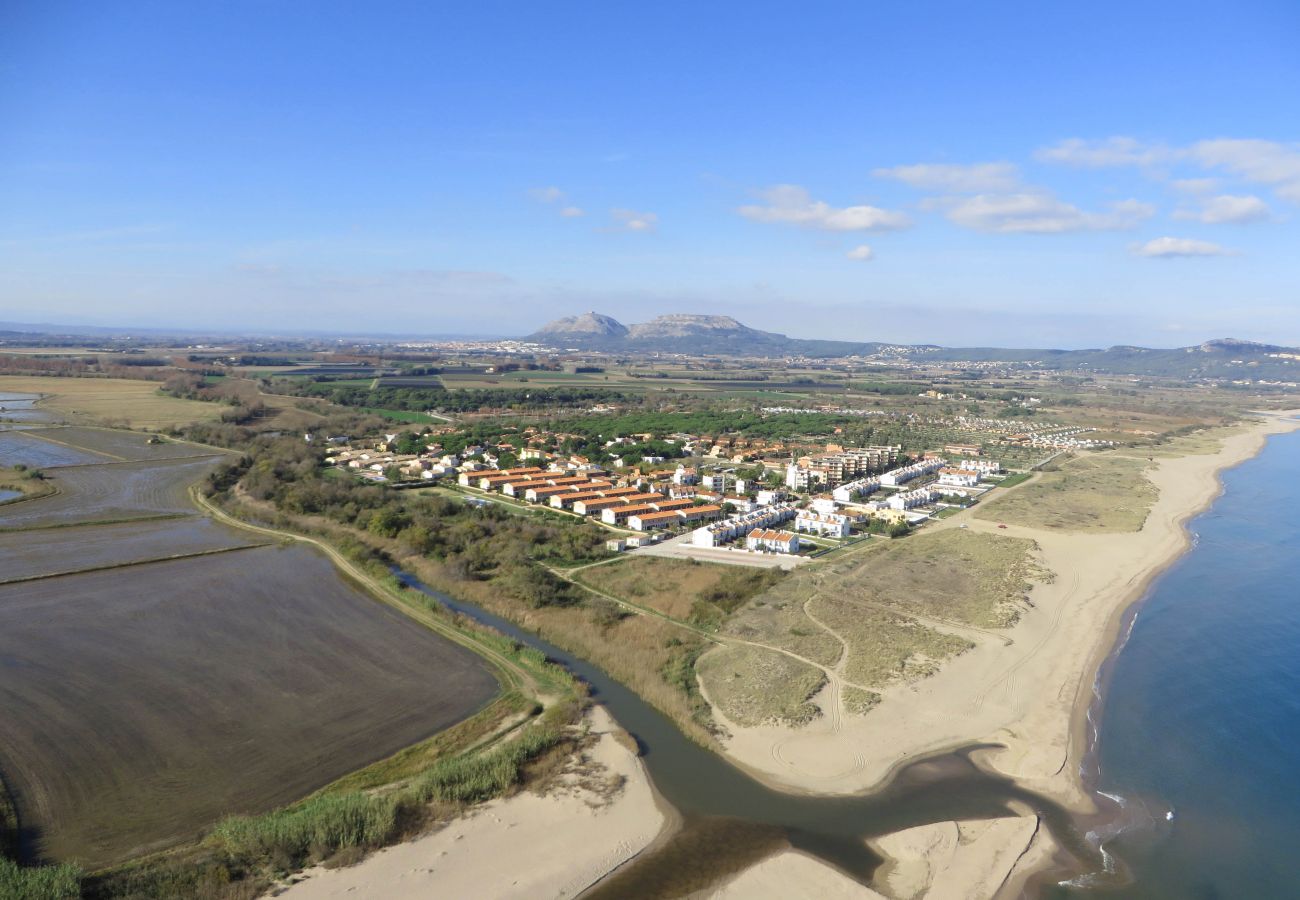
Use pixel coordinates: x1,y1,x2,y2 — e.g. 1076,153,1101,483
0,425,501,871
0,545,498,868
0,376,221,429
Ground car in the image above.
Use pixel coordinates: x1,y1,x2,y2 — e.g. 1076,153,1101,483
997,523,1008,529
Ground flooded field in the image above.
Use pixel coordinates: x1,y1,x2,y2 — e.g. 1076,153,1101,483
0,393,54,424
0,431,112,468
20,426,220,462
0,518,265,583
0,545,498,867
0,424,500,870
0,456,221,529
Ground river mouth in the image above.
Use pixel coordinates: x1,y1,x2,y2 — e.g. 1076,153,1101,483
397,570,1106,896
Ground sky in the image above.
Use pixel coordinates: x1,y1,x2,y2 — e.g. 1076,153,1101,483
2,0,1299,348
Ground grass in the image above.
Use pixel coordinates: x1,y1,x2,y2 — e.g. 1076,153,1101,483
697,644,826,727
975,453,1157,533
992,471,1032,489
850,528,1051,629
810,597,973,687
0,857,82,900
0,375,221,429
356,406,438,423
574,556,781,628
841,686,881,716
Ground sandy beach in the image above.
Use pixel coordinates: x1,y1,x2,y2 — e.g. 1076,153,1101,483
272,411,1298,900
271,705,667,899
703,410,1300,894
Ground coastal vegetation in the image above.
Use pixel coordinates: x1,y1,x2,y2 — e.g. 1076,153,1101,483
697,644,826,727
976,453,1157,532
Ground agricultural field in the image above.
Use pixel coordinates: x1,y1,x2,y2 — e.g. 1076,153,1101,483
0,431,112,468
0,544,498,867
18,426,218,462
0,517,263,584
975,453,1157,532
0,453,223,529
0,376,221,429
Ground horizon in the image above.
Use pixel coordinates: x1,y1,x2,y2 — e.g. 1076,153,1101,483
3,1,1299,346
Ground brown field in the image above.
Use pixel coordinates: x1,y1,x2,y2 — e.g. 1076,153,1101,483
0,376,220,429
975,453,1157,532
574,556,763,621
0,544,498,868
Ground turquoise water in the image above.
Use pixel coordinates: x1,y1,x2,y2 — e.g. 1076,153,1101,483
1055,426,1300,898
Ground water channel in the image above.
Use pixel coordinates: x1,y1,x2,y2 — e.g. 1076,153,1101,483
395,571,1101,897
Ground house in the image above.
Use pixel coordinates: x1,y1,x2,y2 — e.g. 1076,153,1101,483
794,511,852,538
810,497,839,515
879,458,945,487
756,489,787,506
832,478,880,503
745,529,800,554
937,468,980,488
690,503,800,547
672,465,699,486
606,539,627,552
627,510,683,531
887,488,937,510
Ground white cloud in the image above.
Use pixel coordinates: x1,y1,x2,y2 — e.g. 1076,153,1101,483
872,162,1019,192
1170,178,1219,195
738,185,911,232
1036,137,1171,168
944,192,1154,234
1172,194,1270,224
559,206,585,218
846,244,875,261
528,186,565,203
608,208,658,232
1132,236,1232,258
1189,139,1300,203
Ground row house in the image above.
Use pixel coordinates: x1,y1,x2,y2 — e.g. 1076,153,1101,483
628,504,722,532
831,477,880,503
691,503,800,548
886,488,938,510
603,497,696,525
794,511,852,538
879,458,946,487
551,485,643,509
744,529,800,554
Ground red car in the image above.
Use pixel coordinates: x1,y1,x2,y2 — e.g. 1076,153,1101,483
997,523,1008,529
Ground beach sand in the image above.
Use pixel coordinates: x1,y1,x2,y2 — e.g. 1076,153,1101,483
273,411,1298,900
705,410,1300,894
271,705,667,899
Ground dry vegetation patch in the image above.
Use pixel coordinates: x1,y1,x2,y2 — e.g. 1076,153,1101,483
861,529,1051,629
0,375,221,428
697,644,827,727
975,453,1157,533
810,597,973,687
575,555,781,628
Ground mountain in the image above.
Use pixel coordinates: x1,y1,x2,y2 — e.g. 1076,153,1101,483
525,313,1300,380
533,311,628,338
527,312,867,355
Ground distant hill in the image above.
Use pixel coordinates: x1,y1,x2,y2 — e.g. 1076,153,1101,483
526,312,1300,380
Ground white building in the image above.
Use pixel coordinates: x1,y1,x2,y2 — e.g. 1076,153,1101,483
756,488,787,506
937,468,980,488
832,478,880,503
691,503,799,548
809,497,838,515
887,488,937,510
879,459,946,487
794,511,852,538
745,529,800,554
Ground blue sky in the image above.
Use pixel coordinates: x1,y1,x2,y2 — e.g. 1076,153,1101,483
2,1,1298,347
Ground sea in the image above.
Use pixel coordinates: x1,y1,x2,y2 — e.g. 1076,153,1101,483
1054,424,1300,898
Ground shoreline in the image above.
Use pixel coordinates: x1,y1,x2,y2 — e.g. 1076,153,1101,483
699,410,1300,896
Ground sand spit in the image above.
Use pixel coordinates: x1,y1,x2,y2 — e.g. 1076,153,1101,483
273,705,666,900
700,815,1040,900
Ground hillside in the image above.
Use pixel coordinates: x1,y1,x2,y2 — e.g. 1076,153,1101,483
526,312,1300,379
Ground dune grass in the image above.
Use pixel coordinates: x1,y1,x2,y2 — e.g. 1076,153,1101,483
975,453,1156,532
697,644,827,727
